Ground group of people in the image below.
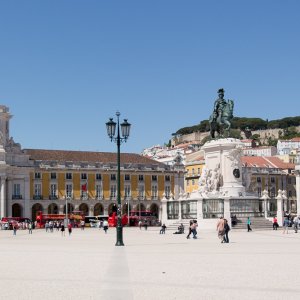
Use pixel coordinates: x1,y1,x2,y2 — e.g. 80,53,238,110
216,217,230,243
186,220,198,239
281,214,300,234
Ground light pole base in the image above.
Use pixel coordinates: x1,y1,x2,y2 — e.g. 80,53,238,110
115,225,125,246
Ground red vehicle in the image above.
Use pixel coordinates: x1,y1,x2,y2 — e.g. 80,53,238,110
36,211,84,228
108,212,128,227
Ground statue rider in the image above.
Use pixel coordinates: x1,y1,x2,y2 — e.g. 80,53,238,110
212,88,227,124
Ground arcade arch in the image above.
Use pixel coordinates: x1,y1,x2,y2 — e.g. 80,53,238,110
48,203,58,214
94,203,104,216
32,203,43,221
12,203,22,217
79,203,89,216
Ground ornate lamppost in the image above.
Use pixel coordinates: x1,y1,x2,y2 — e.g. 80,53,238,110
106,112,131,246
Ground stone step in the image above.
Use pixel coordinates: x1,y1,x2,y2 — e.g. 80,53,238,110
232,218,273,230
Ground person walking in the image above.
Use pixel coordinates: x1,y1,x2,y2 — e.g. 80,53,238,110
103,220,108,233
247,217,252,232
138,220,142,230
282,217,289,234
13,224,17,236
68,223,72,236
186,220,194,239
293,215,298,233
159,223,167,234
191,220,198,239
61,224,65,236
216,217,225,242
223,219,230,243
28,222,33,234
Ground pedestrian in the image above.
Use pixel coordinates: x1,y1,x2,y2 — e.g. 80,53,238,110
191,220,198,239
273,216,278,230
159,223,167,234
45,221,49,232
138,220,142,230
68,223,72,236
144,220,148,230
80,220,85,230
293,215,298,233
103,220,108,233
282,217,289,234
28,222,33,234
216,217,225,242
247,217,252,232
13,224,17,236
61,224,65,236
186,220,194,239
223,219,230,243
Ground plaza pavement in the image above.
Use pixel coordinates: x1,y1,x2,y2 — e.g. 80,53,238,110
1,226,300,300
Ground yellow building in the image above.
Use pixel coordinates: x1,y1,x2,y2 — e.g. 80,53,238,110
21,149,181,221
184,150,205,194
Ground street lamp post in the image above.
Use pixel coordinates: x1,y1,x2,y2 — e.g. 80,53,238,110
106,112,131,246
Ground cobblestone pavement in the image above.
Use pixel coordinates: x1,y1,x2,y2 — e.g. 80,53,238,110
1,227,299,300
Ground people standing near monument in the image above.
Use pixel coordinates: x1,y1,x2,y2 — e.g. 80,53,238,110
223,219,230,243
160,223,167,234
247,217,252,232
186,220,194,239
216,217,225,242
293,215,298,233
273,216,279,230
282,217,289,234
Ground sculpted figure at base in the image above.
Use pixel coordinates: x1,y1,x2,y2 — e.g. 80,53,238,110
209,88,234,138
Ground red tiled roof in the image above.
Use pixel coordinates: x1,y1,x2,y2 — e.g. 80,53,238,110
23,149,166,166
291,137,300,142
241,156,295,169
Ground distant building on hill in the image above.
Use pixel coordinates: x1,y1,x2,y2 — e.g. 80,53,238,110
277,137,300,155
243,146,277,157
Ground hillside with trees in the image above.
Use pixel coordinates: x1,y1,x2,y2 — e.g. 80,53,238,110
175,116,300,146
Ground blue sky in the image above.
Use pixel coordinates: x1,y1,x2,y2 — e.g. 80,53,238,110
0,0,299,153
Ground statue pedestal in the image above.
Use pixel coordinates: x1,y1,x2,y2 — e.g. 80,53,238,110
202,138,245,198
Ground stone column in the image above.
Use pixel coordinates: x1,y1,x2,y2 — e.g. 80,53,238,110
276,190,283,226
160,197,168,224
223,197,231,225
178,198,182,220
295,169,300,216
197,198,203,221
59,204,64,215
24,176,31,218
0,176,7,219
7,178,12,217
89,205,94,216
261,190,269,219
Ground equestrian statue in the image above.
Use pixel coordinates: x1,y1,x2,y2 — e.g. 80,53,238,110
209,88,234,138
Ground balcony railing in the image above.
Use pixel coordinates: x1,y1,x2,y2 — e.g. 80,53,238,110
12,195,22,200
33,195,43,200
49,195,58,200
80,195,88,200
151,196,158,200
96,195,103,200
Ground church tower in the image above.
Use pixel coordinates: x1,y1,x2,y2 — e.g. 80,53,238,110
0,105,12,149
